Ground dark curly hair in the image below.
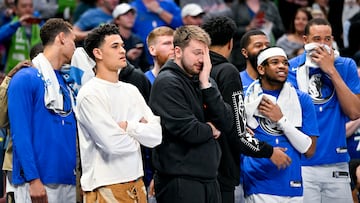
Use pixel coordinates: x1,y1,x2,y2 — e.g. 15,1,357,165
201,16,236,46
84,23,120,61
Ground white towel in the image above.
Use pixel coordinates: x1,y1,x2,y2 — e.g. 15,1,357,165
70,47,96,85
244,80,302,129
32,53,73,115
297,43,339,92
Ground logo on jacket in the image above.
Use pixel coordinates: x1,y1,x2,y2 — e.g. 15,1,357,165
233,91,246,135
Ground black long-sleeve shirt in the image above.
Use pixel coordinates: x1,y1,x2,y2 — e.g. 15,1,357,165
210,51,273,187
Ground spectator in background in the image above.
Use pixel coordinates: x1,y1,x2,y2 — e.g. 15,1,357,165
277,0,309,32
72,0,97,24
342,0,359,48
131,0,182,65
229,0,285,71
341,21,360,65
341,1,360,61
347,119,360,160
311,7,327,19
144,26,174,84
0,0,42,74
32,0,57,19
179,0,231,20
33,0,76,21
327,0,345,49
181,3,205,26
276,7,312,59
343,0,359,28
0,0,16,25
0,0,16,71
312,0,329,19
229,0,285,45
113,3,150,72
73,0,118,42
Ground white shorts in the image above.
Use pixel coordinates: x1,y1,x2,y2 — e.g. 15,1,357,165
302,163,353,203
14,183,75,203
234,184,245,203
245,193,303,203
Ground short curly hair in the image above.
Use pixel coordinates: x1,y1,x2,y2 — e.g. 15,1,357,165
84,23,120,61
201,16,236,46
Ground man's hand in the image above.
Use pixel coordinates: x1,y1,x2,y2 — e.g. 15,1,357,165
199,46,211,89
207,122,221,139
139,117,148,123
148,179,155,197
19,15,41,26
270,147,292,169
8,60,32,77
118,121,128,131
246,127,254,136
310,45,336,76
143,0,161,13
119,117,147,131
258,96,283,122
29,178,48,203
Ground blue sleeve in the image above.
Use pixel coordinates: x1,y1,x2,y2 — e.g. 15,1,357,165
0,21,21,43
341,58,360,94
8,69,40,181
74,9,93,30
298,90,319,137
163,2,183,28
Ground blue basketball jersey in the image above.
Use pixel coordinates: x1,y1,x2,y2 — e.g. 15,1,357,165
242,88,319,197
288,53,360,165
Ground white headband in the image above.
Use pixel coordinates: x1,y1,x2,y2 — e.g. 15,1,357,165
257,47,287,66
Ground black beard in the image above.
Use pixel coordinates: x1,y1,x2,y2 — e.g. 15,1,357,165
248,53,258,72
